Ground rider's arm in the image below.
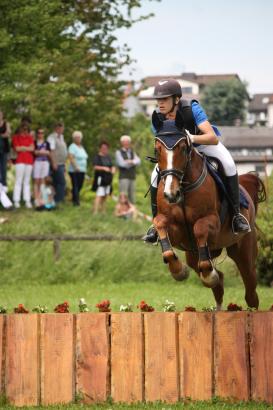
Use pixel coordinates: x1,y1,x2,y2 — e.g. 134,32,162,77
189,102,218,145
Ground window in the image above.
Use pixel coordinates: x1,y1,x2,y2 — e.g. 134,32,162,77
181,87,193,94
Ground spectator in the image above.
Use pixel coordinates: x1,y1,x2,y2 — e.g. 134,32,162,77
0,110,11,189
33,128,51,208
115,135,141,204
40,176,56,211
12,119,34,208
47,122,67,204
68,131,88,206
114,192,136,220
92,141,115,214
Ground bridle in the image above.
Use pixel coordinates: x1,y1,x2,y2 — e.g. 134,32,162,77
156,134,208,200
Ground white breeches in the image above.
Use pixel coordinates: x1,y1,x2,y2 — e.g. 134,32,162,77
151,141,237,188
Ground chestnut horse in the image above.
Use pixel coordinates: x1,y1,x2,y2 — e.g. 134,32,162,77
153,119,266,309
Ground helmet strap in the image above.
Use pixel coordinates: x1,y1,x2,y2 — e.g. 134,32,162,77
166,96,178,114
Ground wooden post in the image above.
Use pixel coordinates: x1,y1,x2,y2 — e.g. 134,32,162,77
178,312,213,400
249,312,273,403
40,314,74,405
214,312,250,401
111,313,144,403
76,313,110,403
144,312,179,403
53,239,61,261
5,314,39,406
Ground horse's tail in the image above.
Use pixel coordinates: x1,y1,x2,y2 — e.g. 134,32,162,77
239,172,267,215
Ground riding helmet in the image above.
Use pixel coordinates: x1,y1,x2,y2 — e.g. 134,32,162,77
153,78,182,99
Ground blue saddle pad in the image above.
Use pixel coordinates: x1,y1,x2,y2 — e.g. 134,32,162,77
206,160,249,209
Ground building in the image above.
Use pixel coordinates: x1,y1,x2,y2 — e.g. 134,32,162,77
137,72,242,117
220,126,273,176
248,93,273,127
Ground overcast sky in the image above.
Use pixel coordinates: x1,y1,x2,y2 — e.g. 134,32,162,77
116,0,273,94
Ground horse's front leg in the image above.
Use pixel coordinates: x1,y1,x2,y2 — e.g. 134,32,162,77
193,214,220,288
154,214,188,280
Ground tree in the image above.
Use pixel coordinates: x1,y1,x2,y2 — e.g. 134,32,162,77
0,0,156,155
201,79,249,126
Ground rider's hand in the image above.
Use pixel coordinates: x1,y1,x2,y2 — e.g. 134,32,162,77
185,129,195,144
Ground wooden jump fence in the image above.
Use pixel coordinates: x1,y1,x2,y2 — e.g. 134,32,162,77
0,311,272,406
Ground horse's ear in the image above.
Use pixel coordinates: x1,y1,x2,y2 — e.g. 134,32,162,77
175,109,184,130
152,110,163,132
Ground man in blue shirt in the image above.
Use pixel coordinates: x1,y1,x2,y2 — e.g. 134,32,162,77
143,78,250,244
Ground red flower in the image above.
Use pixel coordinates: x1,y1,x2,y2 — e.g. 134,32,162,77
54,301,69,313
14,304,29,314
137,300,154,312
96,299,111,312
227,303,242,311
184,306,196,312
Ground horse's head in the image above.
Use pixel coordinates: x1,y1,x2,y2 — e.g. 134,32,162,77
152,110,192,204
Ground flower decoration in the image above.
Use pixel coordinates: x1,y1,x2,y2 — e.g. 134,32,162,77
247,307,257,312
227,303,242,311
137,300,154,312
184,306,196,312
14,304,29,314
0,306,7,314
79,298,89,312
32,305,48,313
96,299,111,312
54,301,69,313
162,300,176,312
120,303,133,312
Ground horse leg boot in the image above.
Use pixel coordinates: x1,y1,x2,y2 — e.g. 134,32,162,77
193,215,220,288
143,186,159,244
154,214,188,279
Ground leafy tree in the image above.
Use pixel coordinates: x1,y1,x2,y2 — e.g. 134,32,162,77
0,0,156,155
201,79,249,126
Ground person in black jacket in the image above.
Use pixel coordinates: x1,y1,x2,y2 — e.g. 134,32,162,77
92,141,115,214
0,110,11,188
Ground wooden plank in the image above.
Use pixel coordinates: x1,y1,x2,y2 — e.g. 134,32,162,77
111,313,143,403
214,312,249,400
144,312,179,403
0,315,4,395
5,314,39,406
40,314,74,405
76,313,109,403
178,312,213,400
249,312,273,403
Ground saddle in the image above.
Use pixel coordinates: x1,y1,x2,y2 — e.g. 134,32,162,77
205,156,249,224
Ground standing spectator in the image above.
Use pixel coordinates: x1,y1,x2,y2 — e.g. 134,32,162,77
92,141,115,214
12,120,34,208
115,135,141,204
0,110,11,189
33,128,51,207
68,130,88,206
47,122,67,204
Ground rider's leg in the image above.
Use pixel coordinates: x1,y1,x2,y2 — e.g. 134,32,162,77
198,142,251,234
143,165,159,243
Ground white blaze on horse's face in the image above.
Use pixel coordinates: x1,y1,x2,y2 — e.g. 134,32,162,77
164,149,173,196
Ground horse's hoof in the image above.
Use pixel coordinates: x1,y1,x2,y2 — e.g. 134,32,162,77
171,266,189,281
200,268,219,288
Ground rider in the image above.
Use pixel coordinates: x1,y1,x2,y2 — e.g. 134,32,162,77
143,78,251,244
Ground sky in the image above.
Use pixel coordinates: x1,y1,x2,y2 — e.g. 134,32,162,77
116,0,273,95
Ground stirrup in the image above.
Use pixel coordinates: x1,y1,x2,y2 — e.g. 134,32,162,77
231,213,251,235
142,225,159,245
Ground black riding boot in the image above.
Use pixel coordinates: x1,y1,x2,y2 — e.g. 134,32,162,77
142,186,159,244
225,174,251,234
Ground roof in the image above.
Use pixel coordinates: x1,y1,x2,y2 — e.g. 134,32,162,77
141,73,241,88
248,93,273,112
219,126,273,148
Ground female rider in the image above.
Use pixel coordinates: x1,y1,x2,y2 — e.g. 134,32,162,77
143,78,250,244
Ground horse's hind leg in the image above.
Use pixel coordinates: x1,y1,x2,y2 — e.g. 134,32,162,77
154,214,188,280
227,232,259,309
186,251,224,310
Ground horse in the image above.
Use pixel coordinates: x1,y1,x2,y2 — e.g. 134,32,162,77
152,113,266,310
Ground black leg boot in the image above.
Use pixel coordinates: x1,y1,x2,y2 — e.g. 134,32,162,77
142,186,159,244
225,174,251,234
